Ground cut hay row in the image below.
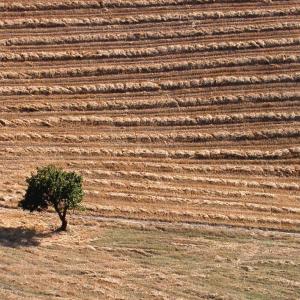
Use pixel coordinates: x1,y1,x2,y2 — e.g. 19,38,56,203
91,160,300,177
0,73,299,96
2,146,300,160
86,204,300,227
85,178,276,199
1,157,300,179
86,169,300,191
1,128,298,143
0,178,277,202
2,37,299,62
1,54,299,80
105,191,299,213
0,0,286,12
3,91,299,113
1,112,299,127
3,22,299,46
1,8,299,29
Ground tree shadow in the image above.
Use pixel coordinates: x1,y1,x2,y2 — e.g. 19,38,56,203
0,227,52,248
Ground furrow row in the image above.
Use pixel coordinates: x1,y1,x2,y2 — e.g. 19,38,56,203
0,73,299,96
0,128,298,144
3,22,299,46
77,160,300,177
0,0,288,12
8,159,300,178
85,204,300,228
1,8,299,29
1,54,299,80
84,169,300,191
2,146,300,160
85,178,276,200
103,191,299,213
1,37,299,62
3,91,298,113
1,176,277,201
1,112,299,127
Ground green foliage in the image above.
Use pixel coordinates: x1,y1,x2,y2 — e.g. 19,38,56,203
19,165,84,230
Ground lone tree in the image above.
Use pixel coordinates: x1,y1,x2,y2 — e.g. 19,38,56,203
19,165,84,231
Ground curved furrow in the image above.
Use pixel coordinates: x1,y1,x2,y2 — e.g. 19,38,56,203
2,22,299,47
1,111,299,127
1,37,300,62
1,8,299,30
0,127,299,145
2,91,298,113
0,53,299,80
1,146,299,160
0,0,295,12
0,73,299,96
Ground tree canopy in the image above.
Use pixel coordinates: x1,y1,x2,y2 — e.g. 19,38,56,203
19,165,84,231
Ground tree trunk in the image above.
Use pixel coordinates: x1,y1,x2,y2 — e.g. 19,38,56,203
60,218,68,231
54,204,68,231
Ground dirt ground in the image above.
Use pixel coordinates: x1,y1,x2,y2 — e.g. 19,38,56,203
0,209,299,300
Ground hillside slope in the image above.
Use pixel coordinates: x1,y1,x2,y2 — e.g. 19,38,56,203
0,0,299,232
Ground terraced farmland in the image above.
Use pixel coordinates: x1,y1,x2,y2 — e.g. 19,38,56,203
1,0,300,233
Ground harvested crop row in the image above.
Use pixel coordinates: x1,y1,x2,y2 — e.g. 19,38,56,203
3,22,299,46
84,178,276,199
2,146,299,160
1,128,298,143
3,91,298,113
2,37,299,62
105,191,299,213
1,54,299,80
0,73,299,96
1,8,299,29
87,169,300,191
86,204,300,228
0,0,288,12
1,112,299,127
92,160,300,177
6,177,280,203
